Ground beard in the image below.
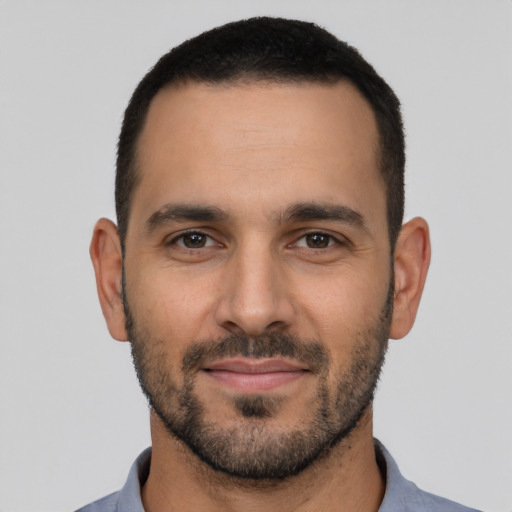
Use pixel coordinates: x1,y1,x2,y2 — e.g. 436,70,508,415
125,284,392,481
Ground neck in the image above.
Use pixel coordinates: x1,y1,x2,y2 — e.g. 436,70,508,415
142,408,385,512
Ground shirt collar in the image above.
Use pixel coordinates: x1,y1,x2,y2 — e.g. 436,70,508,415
116,440,416,512
116,447,150,512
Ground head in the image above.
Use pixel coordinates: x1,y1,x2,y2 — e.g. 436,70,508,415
91,17,430,481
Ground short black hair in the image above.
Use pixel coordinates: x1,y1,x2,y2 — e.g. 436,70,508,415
116,17,405,248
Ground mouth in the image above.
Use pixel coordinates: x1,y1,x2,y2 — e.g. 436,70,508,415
202,358,309,392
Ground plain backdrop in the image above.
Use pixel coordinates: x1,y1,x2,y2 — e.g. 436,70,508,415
1,1,511,511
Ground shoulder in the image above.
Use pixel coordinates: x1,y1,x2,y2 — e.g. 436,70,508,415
390,479,483,512
75,491,120,512
376,440,482,512
407,486,482,512
74,448,151,512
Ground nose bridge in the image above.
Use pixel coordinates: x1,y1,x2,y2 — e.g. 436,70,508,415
216,234,293,335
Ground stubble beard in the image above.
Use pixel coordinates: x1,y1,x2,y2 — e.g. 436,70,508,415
125,285,392,481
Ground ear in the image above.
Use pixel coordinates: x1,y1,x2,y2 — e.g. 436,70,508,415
389,217,431,340
89,218,128,341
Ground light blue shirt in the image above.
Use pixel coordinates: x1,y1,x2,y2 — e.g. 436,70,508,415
76,440,482,512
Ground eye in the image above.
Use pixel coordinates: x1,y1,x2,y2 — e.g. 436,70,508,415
295,232,338,249
172,232,217,249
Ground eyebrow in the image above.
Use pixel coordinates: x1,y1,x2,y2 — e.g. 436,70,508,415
145,204,228,232
145,201,366,233
280,202,366,228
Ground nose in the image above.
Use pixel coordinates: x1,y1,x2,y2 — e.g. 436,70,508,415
214,241,295,337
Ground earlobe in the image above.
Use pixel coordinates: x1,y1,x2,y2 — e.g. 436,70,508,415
389,217,431,340
89,218,129,341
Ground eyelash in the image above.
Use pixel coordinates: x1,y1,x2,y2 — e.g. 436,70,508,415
167,230,345,250
168,230,219,249
293,231,341,249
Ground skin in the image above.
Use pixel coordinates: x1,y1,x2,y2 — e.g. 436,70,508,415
90,81,431,512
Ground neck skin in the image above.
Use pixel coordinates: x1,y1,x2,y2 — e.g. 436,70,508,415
141,407,385,512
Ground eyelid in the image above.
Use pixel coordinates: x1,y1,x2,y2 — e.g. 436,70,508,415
166,229,219,248
291,230,348,248
163,228,348,250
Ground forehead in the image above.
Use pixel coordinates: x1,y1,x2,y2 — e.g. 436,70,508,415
132,81,383,229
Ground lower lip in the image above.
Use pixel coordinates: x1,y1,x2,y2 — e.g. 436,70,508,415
204,370,306,392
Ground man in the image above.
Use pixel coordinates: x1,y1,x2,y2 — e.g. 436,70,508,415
81,17,480,512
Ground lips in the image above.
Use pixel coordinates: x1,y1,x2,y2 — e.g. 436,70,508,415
203,358,308,392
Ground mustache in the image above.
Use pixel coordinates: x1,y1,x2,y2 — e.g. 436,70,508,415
181,333,331,374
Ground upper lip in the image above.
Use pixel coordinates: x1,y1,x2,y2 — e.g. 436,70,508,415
204,358,308,373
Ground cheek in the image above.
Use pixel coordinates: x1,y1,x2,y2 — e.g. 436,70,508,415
294,267,389,346
127,263,219,347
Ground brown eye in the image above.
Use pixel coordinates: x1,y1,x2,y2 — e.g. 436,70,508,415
183,233,206,248
174,232,216,249
305,233,332,248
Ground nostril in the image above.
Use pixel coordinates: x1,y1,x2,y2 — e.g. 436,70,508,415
266,320,286,331
221,320,246,336
220,319,288,338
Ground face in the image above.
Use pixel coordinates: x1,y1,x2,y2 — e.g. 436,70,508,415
123,81,393,479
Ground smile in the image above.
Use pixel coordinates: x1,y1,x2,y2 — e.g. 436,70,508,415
203,358,309,392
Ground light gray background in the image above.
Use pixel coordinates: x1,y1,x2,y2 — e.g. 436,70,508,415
1,1,510,511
